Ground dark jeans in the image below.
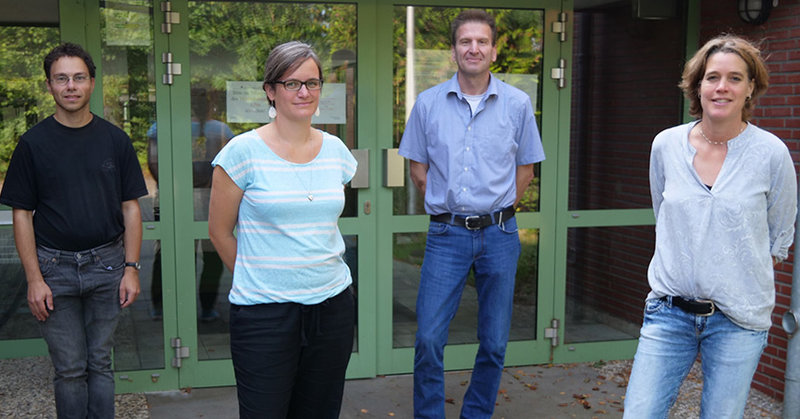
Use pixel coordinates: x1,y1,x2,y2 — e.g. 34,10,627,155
230,287,355,419
36,237,125,419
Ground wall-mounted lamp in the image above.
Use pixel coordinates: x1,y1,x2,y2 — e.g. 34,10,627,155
738,0,778,25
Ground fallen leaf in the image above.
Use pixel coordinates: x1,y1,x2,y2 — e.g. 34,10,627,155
360,409,368,413
445,398,455,405
388,413,395,417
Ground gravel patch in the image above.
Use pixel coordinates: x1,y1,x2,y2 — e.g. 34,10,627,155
595,359,782,418
0,357,149,419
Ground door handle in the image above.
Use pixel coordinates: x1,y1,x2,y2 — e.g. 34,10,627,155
383,148,405,187
350,149,369,189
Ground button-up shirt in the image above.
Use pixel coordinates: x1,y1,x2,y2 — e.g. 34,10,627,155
399,73,545,215
647,121,797,330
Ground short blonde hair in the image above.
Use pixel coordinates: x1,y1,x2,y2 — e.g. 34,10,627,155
679,35,769,121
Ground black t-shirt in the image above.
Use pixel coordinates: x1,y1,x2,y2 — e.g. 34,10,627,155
0,115,148,251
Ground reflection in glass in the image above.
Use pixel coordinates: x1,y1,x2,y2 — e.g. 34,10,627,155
392,231,537,347
0,228,39,340
568,6,684,211
188,1,358,217
0,26,64,342
195,240,230,360
565,226,653,343
114,239,165,371
100,0,158,221
0,25,59,188
510,228,538,341
392,7,544,215
343,234,358,353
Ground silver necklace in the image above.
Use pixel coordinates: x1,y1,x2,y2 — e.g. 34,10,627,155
291,164,314,201
699,122,745,146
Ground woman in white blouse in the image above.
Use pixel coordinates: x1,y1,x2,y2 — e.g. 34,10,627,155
624,35,797,418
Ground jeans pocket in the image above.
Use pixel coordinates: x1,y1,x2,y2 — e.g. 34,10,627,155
496,216,519,234
94,247,125,272
643,297,666,315
428,221,450,236
36,248,58,277
37,255,57,277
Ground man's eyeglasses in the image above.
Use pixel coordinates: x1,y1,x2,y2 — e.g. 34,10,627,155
273,78,323,91
50,74,91,86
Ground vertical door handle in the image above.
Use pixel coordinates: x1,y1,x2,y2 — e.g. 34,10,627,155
383,148,405,187
350,149,369,189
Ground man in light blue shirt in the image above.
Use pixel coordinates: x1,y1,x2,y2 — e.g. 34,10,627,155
398,9,545,419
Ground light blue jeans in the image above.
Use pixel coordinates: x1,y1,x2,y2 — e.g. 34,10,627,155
37,237,125,419
413,216,520,419
624,297,767,419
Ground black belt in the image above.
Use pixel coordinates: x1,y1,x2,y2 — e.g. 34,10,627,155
664,296,716,316
430,206,515,230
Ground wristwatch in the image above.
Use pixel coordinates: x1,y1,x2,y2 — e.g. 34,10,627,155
124,261,141,270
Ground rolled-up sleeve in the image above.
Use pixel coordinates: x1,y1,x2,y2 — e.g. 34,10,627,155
767,146,797,262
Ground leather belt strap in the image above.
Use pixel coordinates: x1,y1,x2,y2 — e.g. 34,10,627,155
665,296,716,317
430,206,515,230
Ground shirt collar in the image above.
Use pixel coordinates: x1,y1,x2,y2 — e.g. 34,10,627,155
446,72,499,100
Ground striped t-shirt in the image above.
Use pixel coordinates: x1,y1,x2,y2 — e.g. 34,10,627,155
212,129,357,305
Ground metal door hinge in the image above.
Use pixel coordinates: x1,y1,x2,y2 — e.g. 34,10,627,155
162,52,182,85
171,337,190,368
544,319,560,347
550,58,566,89
161,2,181,34
551,12,568,42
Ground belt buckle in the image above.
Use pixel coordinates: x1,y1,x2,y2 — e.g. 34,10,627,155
464,215,481,230
696,299,715,316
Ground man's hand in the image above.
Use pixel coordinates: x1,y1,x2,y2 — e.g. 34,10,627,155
119,269,140,308
27,278,53,322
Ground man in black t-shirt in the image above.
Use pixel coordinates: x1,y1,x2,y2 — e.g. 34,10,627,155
0,43,147,418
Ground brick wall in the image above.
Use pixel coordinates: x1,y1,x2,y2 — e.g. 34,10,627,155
698,1,800,401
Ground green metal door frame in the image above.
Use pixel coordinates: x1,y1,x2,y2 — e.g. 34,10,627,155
0,0,703,394
375,0,567,374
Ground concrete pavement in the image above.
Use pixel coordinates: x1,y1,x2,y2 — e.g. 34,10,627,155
146,363,628,418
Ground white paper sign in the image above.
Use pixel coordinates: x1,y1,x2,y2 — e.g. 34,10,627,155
226,81,347,124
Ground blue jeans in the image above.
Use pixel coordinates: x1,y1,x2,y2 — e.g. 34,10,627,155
624,297,767,419
414,217,521,419
37,237,125,419
230,287,355,419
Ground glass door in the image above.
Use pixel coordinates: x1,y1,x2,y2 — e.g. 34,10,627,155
378,0,564,373
0,20,60,359
97,0,181,391
171,0,373,386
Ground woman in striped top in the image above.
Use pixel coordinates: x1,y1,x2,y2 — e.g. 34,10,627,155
209,41,357,419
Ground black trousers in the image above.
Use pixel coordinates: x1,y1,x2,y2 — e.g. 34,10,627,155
230,287,355,419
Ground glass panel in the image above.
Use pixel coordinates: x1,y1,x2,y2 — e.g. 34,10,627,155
0,25,59,341
188,1,358,219
510,228,538,341
343,234,358,353
114,239,165,370
392,230,538,347
392,7,544,215
564,226,653,343
392,232,424,348
100,0,159,221
568,4,685,210
195,240,230,360
0,228,39,340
